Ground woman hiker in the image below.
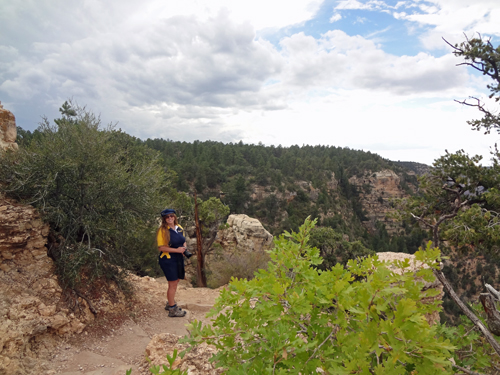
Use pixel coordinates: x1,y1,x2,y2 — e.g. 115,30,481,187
157,208,187,317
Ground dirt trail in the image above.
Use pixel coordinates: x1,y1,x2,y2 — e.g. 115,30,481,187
45,278,221,375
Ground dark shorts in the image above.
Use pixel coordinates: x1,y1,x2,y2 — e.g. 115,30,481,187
159,254,185,281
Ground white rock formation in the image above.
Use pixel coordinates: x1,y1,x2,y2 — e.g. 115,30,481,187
217,214,273,253
0,102,18,152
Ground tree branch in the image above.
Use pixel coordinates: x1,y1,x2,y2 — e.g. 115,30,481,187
74,288,97,315
452,363,485,375
304,327,336,365
486,284,500,301
433,269,500,356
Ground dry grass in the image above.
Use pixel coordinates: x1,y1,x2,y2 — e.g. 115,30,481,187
206,251,270,289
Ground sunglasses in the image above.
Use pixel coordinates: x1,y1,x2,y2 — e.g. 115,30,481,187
164,214,175,219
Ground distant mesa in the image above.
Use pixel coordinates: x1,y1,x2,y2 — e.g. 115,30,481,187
0,101,18,151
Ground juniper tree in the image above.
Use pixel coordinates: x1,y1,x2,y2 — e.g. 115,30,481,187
0,101,171,303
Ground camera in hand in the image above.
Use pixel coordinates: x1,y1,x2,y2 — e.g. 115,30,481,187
183,249,193,259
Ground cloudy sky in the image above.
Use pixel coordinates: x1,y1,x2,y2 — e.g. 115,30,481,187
1,0,499,164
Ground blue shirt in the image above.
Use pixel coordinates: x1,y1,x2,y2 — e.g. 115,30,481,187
169,227,186,248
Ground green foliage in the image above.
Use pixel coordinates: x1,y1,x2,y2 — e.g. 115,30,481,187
223,174,249,214
183,219,454,374
397,150,500,253
438,302,500,373
309,226,374,268
16,126,42,147
369,222,427,255
0,102,171,294
394,35,500,361
446,203,500,251
143,135,426,254
393,36,500,257
144,138,411,237
199,197,230,231
449,35,500,134
191,196,230,287
196,197,230,252
405,34,500,252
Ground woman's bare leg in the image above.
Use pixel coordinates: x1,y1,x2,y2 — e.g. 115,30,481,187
167,279,179,307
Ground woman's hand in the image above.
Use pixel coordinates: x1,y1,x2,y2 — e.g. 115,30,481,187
180,243,187,253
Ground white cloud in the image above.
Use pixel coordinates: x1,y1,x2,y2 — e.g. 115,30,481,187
393,0,500,49
0,0,497,164
332,0,499,50
1,12,285,106
277,30,468,96
336,0,386,11
330,13,342,22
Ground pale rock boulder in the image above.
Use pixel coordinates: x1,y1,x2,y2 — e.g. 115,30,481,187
217,214,273,253
377,252,443,325
0,102,18,151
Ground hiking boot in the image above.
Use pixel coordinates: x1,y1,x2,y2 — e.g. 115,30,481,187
168,305,187,317
165,303,184,312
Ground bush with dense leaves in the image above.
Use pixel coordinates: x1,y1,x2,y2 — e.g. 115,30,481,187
183,218,455,374
0,102,171,295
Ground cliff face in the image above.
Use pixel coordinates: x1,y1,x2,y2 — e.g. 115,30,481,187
349,169,415,235
0,195,94,374
244,168,414,238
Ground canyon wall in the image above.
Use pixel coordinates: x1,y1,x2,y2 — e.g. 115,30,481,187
349,169,415,235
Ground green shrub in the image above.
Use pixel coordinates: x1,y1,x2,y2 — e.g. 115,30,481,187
184,219,455,374
309,226,374,269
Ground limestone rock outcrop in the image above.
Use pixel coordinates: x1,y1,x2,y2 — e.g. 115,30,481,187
0,195,93,375
0,102,18,151
378,252,443,325
217,214,273,253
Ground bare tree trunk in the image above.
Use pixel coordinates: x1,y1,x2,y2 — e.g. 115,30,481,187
194,192,207,287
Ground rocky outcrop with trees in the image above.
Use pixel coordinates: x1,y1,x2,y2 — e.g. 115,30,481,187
349,169,415,235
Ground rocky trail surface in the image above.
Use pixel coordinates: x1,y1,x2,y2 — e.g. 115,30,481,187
44,278,222,375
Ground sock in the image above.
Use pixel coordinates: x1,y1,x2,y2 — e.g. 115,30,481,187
169,304,177,309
